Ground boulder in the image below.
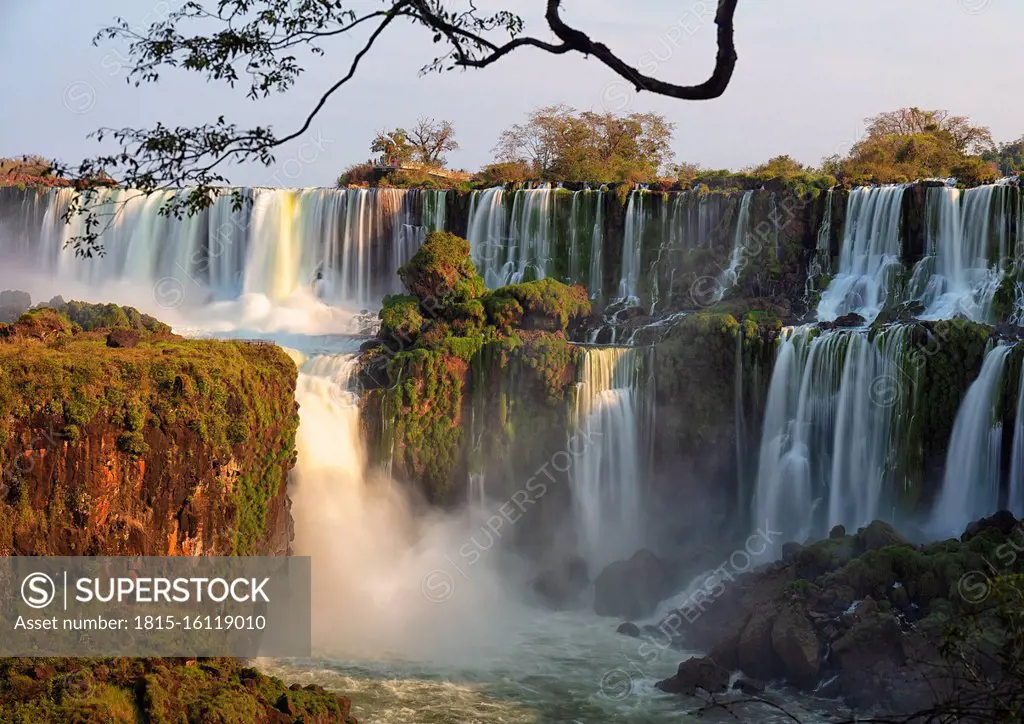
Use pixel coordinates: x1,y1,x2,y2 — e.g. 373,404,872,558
829,524,846,539
616,622,641,638
855,521,909,553
732,678,765,695
594,549,674,619
655,656,729,696
770,605,821,687
781,541,803,561
962,510,1019,542
737,604,780,681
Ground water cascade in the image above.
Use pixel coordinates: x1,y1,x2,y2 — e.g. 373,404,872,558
753,325,912,544
570,346,646,571
817,185,907,323
617,190,650,305
1011,361,1024,518
466,185,557,288
0,186,443,310
930,343,1011,536
911,183,1017,322
716,190,754,300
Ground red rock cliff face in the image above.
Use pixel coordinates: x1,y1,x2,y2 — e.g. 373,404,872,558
0,327,299,557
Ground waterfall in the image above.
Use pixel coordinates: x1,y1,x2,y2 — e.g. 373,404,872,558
466,185,559,287
817,185,907,323
566,189,605,297
716,191,754,299
617,190,648,305
0,186,436,310
930,344,1011,536
753,325,912,544
571,346,645,571
806,188,834,302
916,183,1018,322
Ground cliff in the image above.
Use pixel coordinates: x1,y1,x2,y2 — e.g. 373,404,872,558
0,305,298,556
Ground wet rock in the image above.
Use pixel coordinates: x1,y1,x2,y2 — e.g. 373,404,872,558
732,678,765,695
737,604,780,681
781,541,803,561
594,549,674,619
771,604,821,687
962,510,1019,541
616,622,641,638
655,656,729,696
856,521,909,553
829,524,846,539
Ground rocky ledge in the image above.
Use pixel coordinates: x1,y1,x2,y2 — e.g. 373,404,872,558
646,513,1024,718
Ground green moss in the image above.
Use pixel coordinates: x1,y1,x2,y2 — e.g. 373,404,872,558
0,323,298,557
399,231,484,302
379,294,426,342
485,278,590,332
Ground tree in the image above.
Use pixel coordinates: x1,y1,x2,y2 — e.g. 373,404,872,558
371,128,415,165
407,117,458,167
835,107,996,183
983,136,1024,176
55,0,739,255
495,105,675,181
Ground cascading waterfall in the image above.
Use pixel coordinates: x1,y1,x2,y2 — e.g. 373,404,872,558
715,190,754,299
466,185,558,287
617,190,648,304
817,185,907,323
567,189,605,297
930,343,1011,536
911,183,1016,322
753,325,912,544
571,346,645,571
0,186,439,310
806,188,834,302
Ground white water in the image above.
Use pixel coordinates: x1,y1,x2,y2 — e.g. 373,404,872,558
753,326,911,545
817,185,907,323
0,185,444,316
715,191,754,300
618,190,649,305
930,344,1010,536
910,184,1015,322
466,185,556,288
571,347,645,573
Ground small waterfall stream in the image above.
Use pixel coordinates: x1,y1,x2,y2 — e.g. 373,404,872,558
571,346,645,572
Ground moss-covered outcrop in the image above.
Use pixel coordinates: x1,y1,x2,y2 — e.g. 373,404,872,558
662,512,1024,716
0,657,357,723
360,232,590,504
0,302,299,556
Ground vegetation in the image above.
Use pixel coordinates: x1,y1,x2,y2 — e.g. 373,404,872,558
360,232,590,502
0,301,298,556
371,117,459,168
0,657,357,723
824,107,1000,184
494,105,676,182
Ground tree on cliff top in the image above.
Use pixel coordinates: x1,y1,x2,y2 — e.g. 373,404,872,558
56,0,738,255
828,107,998,184
495,105,675,181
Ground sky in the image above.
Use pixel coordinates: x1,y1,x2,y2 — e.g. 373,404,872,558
0,0,1021,187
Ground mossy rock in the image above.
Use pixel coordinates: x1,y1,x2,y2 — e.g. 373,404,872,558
399,231,484,302
485,279,590,332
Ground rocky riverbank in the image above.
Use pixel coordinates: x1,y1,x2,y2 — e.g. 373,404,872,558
632,512,1024,719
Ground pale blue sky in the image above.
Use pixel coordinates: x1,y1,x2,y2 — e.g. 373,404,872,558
0,1,1020,187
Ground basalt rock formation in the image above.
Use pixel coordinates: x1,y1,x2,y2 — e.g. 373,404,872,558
654,513,1024,717
0,301,298,557
0,300,356,722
